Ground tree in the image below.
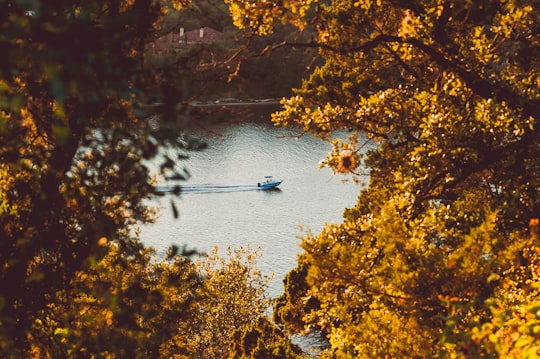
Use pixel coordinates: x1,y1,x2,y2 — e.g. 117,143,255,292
28,241,201,358
0,1,308,356
26,244,273,358
229,316,306,359
170,246,273,359
226,0,540,357
0,0,193,354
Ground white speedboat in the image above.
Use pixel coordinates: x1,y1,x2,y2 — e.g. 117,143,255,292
257,176,283,189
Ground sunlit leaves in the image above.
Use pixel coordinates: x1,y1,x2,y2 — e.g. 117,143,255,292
353,0,381,11
224,0,282,35
224,0,314,35
253,0,540,355
175,246,273,358
441,236,540,357
28,242,276,358
288,181,532,356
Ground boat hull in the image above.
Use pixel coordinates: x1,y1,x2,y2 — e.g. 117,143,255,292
257,180,283,189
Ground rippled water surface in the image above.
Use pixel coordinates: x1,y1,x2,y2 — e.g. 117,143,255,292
140,110,363,297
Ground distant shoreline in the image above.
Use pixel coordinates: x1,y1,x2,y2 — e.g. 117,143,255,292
188,99,282,107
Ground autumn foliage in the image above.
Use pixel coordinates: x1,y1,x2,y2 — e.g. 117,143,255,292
226,0,540,357
0,1,298,357
3,0,540,357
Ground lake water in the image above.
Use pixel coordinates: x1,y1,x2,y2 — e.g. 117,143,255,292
139,106,363,297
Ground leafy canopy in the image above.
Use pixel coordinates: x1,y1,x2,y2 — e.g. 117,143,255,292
0,0,200,354
227,0,540,357
33,244,274,358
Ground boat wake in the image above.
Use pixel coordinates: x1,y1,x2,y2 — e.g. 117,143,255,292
155,184,278,194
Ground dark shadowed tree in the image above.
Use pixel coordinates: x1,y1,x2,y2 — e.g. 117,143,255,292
0,0,192,354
